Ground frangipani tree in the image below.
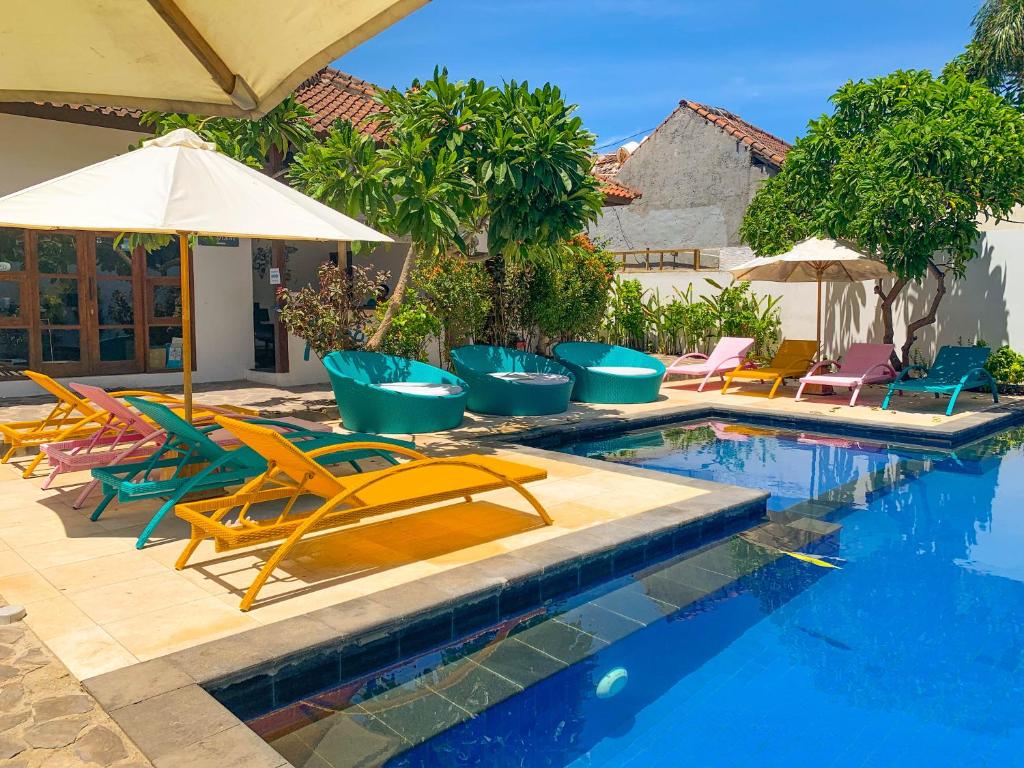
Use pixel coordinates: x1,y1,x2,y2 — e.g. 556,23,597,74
740,68,1024,366
287,69,603,348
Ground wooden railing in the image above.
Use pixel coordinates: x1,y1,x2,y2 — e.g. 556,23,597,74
610,247,702,271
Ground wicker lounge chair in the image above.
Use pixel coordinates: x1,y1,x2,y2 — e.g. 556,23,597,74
51,383,328,506
720,340,819,398
450,345,574,416
0,371,256,478
881,345,997,416
175,416,551,611
795,343,897,406
90,397,411,549
553,342,665,404
323,350,468,434
664,337,754,391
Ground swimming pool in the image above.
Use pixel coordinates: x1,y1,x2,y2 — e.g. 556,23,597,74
229,420,1024,767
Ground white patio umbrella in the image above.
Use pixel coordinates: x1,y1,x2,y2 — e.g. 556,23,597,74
0,0,428,117
729,237,894,347
0,128,391,417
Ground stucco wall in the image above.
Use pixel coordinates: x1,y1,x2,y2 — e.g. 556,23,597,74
0,114,145,196
590,108,775,251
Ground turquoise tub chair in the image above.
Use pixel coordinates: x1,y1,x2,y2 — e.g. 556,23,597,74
881,345,997,416
323,350,468,433
450,345,575,416
553,342,666,404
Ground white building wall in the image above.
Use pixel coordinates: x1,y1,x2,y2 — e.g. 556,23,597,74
0,114,257,396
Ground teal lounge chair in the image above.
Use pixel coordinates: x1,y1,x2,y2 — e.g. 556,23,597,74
450,345,574,416
322,350,468,434
89,397,413,549
553,342,666,404
881,346,997,416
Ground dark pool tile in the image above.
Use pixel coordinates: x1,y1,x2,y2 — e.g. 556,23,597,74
511,619,608,665
553,602,644,644
452,594,500,636
612,540,648,575
211,673,274,721
363,686,471,747
273,650,342,708
589,583,674,625
539,563,580,602
339,634,400,679
474,637,567,688
397,612,453,658
638,574,708,610
643,531,675,562
423,658,522,715
498,576,541,616
578,552,614,588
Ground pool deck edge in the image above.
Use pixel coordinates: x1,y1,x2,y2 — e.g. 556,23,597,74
81,453,767,768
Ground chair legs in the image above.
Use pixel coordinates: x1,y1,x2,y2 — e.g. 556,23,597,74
767,377,784,399
794,381,807,402
848,385,862,407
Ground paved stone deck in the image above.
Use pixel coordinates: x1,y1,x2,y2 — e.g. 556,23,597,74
0,597,149,768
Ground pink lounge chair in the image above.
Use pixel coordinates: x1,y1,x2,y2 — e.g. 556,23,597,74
664,337,755,391
45,383,331,507
795,343,897,407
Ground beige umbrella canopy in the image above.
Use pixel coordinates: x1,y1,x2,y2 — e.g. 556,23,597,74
730,237,893,346
0,128,392,415
0,0,428,117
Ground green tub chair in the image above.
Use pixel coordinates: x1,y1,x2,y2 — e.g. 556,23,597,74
450,345,575,416
323,350,468,434
881,345,998,416
553,342,666,404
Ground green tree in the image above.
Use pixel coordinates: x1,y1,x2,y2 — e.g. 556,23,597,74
740,68,1024,366
963,0,1024,108
288,69,603,350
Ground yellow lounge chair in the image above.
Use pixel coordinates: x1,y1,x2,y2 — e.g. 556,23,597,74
175,416,552,611
0,370,256,477
720,340,819,398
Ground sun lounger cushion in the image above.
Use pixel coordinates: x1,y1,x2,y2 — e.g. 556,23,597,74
377,382,465,397
587,366,660,376
487,371,570,385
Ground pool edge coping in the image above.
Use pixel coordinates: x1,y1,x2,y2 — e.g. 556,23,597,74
81,449,768,768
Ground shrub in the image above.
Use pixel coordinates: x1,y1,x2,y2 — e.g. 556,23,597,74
278,262,388,359
374,295,442,362
414,252,491,365
985,345,1024,384
528,236,617,347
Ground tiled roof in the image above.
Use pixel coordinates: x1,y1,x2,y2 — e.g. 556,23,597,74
678,100,790,166
594,172,641,204
593,152,625,177
293,68,386,138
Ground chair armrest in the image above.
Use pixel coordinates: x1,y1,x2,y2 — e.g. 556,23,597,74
804,359,839,377
895,364,927,382
669,352,708,367
865,362,898,378
303,441,428,462
960,366,995,385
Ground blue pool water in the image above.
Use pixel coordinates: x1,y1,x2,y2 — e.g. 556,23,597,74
256,421,1024,767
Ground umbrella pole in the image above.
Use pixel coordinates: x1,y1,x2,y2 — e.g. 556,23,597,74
178,233,193,421
816,276,822,349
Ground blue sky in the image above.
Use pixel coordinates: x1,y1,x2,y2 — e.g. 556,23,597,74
336,0,977,150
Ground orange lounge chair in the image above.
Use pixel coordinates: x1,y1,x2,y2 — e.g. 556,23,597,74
174,416,552,611
720,340,819,398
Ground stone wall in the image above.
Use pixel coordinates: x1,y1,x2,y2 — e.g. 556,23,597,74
589,108,776,251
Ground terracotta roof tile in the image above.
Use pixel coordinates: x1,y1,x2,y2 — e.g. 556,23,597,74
594,172,641,204
292,67,386,138
678,100,790,166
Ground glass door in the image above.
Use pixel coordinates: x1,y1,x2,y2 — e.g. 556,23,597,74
35,232,90,376
89,236,144,374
